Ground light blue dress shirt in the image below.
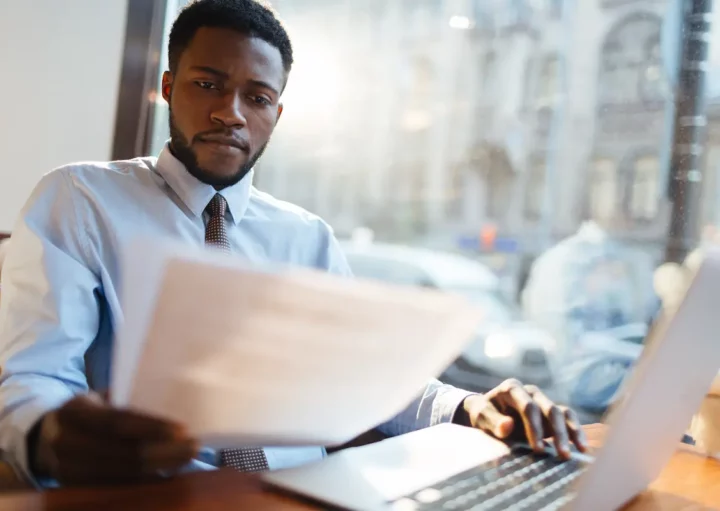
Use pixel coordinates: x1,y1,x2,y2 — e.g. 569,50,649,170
0,145,472,485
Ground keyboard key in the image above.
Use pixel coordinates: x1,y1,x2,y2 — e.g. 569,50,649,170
395,448,587,511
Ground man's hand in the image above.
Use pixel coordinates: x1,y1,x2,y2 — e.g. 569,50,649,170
457,379,588,459
30,394,199,485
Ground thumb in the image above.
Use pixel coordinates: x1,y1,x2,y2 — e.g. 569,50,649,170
86,390,111,404
467,397,515,439
486,408,515,439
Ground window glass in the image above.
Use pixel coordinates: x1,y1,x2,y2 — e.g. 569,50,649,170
630,156,660,221
150,0,720,421
591,158,617,223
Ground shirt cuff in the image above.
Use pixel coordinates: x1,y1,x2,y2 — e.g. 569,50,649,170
431,388,476,427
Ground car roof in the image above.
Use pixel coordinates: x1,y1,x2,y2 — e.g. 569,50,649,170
339,241,499,289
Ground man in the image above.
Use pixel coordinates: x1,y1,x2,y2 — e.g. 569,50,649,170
0,0,586,487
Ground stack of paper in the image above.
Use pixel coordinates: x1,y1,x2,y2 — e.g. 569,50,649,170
112,242,482,448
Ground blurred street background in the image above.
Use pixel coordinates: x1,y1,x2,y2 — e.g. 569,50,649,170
153,0,718,423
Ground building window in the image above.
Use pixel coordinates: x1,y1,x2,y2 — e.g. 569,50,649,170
629,156,660,221
446,164,465,220
639,34,664,102
590,158,617,222
478,144,515,221
524,159,546,220
481,50,497,93
598,13,664,107
536,54,560,107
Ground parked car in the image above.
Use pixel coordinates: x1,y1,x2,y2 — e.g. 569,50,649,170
339,241,558,391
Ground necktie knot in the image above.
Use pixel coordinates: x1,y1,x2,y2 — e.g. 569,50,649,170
207,194,227,218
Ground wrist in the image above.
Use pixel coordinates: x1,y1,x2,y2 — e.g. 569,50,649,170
452,396,475,427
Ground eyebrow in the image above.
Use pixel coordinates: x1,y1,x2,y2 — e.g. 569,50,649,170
248,79,280,97
190,66,229,79
189,66,281,97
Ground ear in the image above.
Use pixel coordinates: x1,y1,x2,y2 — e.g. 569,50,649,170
275,103,283,125
161,71,173,103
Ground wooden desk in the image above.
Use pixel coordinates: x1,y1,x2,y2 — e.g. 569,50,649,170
1,425,719,511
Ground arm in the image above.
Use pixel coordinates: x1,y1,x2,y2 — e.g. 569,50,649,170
377,379,474,436
0,169,101,484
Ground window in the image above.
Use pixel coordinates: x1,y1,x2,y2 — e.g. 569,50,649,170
629,156,660,221
524,159,546,220
480,144,516,221
599,13,664,106
536,54,560,107
144,0,719,418
481,50,497,94
590,159,617,223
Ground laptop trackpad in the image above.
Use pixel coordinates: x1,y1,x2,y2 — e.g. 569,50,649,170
262,424,510,510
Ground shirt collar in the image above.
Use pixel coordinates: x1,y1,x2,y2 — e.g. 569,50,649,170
155,143,254,225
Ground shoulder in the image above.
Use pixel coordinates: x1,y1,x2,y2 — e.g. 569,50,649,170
248,187,331,233
19,157,158,237
247,188,351,275
23,157,159,219
52,157,157,189
28,157,156,200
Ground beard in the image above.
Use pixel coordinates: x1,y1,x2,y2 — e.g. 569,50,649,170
168,110,268,189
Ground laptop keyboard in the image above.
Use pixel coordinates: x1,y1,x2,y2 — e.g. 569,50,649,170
391,447,587,511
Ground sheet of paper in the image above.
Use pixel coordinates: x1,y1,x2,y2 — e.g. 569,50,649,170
113,241,483,448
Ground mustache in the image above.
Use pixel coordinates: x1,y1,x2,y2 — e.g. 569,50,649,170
194,130,250,152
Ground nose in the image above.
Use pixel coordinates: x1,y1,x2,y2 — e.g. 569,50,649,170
210,91,247,129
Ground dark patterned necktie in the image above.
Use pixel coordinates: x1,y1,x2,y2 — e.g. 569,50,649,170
205,194,232,252
205,194,270,472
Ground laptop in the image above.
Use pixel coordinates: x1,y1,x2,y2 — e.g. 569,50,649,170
263,249,720,511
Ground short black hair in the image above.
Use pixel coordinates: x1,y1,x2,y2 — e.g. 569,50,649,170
168,0,293,75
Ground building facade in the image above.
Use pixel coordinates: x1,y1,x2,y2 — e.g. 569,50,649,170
163,0,720,259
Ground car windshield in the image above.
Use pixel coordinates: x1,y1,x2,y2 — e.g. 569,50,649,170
450,288,520,324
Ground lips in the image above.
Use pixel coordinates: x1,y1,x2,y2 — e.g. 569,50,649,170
198,136,249,152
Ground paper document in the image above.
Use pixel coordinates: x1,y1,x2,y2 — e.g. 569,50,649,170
112,241,482,448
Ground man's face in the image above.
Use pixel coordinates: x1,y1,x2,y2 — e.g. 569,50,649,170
162,27,286,188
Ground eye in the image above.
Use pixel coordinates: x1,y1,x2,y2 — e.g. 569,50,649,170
195,81,218,90
251,95,272,106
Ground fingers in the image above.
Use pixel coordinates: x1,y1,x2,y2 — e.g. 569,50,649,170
58,396,189,441
50,432,198,484
40,395,199,484
501,380,544,452
488,380,589,459
52,428,199,473
525,385,570,459
561,406,589,453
